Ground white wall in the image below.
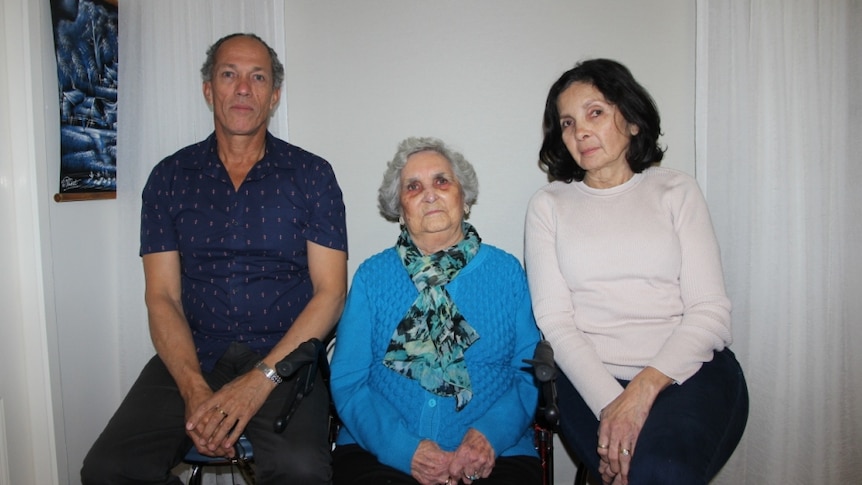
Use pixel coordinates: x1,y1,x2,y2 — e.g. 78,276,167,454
31,2,694,484
282,1,696,278
47,200,119,484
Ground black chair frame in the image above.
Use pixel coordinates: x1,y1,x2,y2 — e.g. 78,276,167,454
526,340,589,485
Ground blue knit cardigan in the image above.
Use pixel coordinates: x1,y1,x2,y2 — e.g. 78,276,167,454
331,243,540,474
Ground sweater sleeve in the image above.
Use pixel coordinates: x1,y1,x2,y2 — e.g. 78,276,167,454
648,176,732,382
524,188,624,417
329,266,424,473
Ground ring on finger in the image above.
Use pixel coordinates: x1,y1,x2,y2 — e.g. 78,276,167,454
597,443,609,449
465,471,480,480
620,448,631,456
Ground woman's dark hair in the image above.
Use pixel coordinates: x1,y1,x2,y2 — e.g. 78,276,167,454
539,59,665,183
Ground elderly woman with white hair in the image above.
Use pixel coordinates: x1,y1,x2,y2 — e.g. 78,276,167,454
330,137,542,485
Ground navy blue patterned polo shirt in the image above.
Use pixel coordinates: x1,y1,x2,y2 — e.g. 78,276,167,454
140,132,348,371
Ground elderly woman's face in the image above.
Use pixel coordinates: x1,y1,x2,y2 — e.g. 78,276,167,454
399,150,465,252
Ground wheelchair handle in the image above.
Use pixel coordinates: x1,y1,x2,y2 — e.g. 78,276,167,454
276,338,324,378
272,338,327,434
523,340,557,383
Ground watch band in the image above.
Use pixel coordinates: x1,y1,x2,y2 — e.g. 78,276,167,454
254,360,283,385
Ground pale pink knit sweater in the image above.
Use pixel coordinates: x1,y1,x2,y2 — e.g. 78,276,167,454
524,167,732,417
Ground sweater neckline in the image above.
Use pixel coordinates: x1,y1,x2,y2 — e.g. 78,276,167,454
575,171,644,197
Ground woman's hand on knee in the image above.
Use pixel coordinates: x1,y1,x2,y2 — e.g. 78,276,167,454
597,397,641,484
597,367,672,484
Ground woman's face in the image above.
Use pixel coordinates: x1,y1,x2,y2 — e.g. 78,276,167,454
399,150,465,253
557,82,638,186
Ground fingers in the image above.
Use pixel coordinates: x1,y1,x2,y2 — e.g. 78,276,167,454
449,429,495,482
597,442,634,485
185,409,236,459
460,468,483,484
188,403,238,452
618,444,633,485
184,387,217,433
454,465,488,484
411,440,454,485
597,440,609,459
187,392,248,451
210,405,242,451
598,426,635,485
597,405,640,485
191,371,271,451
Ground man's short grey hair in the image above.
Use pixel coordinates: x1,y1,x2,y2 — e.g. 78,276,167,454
378,137,479,222
200,33,285,90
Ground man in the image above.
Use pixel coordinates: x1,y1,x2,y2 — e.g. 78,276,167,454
81,33,347,484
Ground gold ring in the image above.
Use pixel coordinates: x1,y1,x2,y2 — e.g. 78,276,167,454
218,408,228,417
597,443,609,449
620,448,631,456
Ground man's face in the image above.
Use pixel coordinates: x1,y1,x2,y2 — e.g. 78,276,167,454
203,36,280,139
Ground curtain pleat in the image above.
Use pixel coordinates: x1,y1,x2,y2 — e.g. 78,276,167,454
697,1,862,483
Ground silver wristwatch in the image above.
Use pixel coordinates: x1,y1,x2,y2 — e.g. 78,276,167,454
254,360,283,385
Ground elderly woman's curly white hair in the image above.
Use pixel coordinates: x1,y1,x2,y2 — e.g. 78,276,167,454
377,137,479,222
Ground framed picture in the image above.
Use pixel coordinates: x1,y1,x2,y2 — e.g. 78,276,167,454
50,0,118,202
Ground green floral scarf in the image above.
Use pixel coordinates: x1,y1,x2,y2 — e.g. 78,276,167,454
382,222,481,411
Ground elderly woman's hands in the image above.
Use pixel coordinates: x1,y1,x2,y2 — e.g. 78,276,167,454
596,367,672,485
411,440,454,485
449,428,495,483
410,429,496,485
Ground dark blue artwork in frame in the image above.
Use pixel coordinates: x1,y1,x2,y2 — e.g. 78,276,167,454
50,0,118,199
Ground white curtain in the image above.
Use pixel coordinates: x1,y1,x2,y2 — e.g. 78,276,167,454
696,1,862,483
117,0,287,386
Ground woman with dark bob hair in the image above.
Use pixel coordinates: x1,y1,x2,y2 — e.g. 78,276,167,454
525,59,748,485
331,137,542,485
539,58,664,183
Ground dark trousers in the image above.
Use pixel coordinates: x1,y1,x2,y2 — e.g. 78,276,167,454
332,444,542,485
81,342,332,485
557,349,749,485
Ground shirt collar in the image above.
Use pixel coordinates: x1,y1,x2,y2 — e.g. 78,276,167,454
180,132,295,179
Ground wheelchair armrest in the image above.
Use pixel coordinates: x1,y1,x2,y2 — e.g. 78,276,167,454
272,338,330,433
524,340,560,427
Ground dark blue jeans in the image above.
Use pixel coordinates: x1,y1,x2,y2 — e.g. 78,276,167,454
557,349,748,485
81,342,332,485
